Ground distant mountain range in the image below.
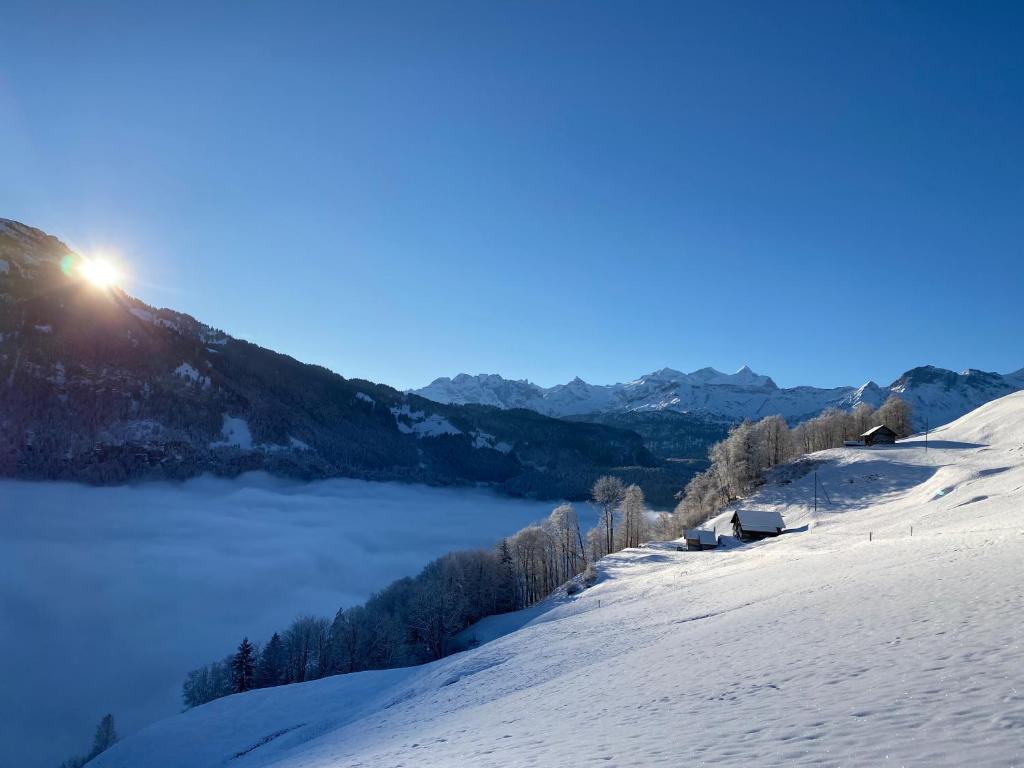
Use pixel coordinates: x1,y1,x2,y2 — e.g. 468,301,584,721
1,218,697,505
413,365,1024,430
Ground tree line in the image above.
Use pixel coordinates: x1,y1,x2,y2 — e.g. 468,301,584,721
669,395,913,533
183,479,649,709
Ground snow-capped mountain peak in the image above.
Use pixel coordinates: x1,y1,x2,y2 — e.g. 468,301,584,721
412,362,1024,429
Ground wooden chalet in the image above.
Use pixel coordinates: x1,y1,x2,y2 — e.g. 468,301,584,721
684,528,719,551
731,510,785,541
861,424,897,446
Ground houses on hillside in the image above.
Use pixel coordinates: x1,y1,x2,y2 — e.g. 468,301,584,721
684,528,719,551
861,424,898,445
731,509,786,541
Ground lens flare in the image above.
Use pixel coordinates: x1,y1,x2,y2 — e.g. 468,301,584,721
79,257,121,288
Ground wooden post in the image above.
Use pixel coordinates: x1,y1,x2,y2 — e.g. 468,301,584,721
869,531,873,542
910,525,913,537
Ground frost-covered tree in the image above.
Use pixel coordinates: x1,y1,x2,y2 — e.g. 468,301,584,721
852,402,877,436
756,414,791,468
586,524,605,565
592,475,625,556
877,395,913,437
547,504,585,584
652,510,683,540
510,525,549,606
617,484,647,549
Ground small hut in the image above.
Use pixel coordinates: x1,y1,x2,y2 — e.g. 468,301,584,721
861,424,897,446
731,510,785,541
684,528,719,551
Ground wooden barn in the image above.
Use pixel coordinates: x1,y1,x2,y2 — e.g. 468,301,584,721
684,528,718,551
731,510,785,541
861,424,897,446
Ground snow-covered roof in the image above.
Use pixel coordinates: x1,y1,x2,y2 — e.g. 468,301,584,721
862,424,897,437
731,509,785,533
685,529,718,545
684,528,716,548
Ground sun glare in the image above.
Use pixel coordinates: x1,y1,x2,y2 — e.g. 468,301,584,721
79,258,121,289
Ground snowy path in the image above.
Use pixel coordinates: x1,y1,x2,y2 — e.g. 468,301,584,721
94,394,1024,767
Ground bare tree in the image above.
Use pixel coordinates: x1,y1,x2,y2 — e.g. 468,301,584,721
407,558,466,660
284,615,330,682
592,475,625,556
547,503,584,583
331,606,367,674
757,415,791,468
877,395,913,437
618,484,647,549
852,402,877,436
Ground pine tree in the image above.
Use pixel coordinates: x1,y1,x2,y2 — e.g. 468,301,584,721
496,538,517,611
257,632,285,688
86,713,118,760
231,637,256,693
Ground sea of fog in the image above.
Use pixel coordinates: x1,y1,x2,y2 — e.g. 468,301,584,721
0,473,582,768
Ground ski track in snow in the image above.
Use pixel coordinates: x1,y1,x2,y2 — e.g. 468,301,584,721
92,393,1024,768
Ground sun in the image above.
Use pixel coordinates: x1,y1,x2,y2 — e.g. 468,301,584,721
79,257,121,288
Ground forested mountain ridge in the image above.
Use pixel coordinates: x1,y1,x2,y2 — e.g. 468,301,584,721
0,218,682,501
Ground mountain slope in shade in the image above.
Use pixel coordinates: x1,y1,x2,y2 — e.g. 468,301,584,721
90,392,1024,767
413,362,1024,429
0,218,670,501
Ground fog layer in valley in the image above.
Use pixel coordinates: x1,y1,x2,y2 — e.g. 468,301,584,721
0,473,569,768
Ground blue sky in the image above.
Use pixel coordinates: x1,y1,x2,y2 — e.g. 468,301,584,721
1,1,1021,390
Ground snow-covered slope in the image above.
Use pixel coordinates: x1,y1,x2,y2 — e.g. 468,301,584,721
93,393,1024,767
413,364,1024,428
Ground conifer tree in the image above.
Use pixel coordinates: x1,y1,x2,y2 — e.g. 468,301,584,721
87,713,118,760
231,637,256,693
257,632,286,688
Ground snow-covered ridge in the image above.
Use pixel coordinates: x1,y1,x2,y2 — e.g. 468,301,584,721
412,363,1024,428
91,392,1024,767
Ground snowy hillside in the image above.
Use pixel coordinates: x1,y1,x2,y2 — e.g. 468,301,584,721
93,393,1024,767
413,364,1024,429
